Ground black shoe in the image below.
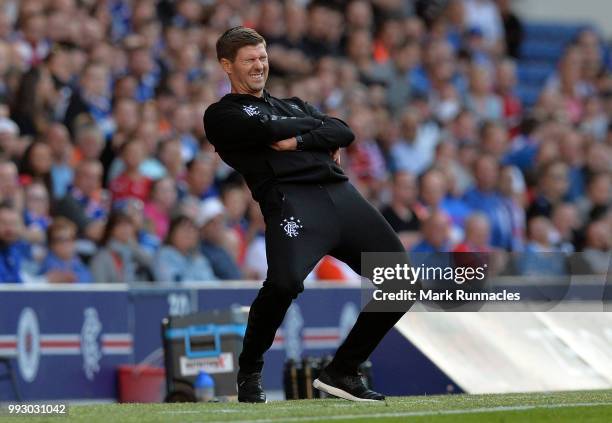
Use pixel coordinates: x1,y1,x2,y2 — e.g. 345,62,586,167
237,372,267,403
313,368,385,402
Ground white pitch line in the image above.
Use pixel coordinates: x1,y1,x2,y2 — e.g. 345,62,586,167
161,401,612,422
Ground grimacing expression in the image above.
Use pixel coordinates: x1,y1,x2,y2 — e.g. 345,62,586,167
222,43,269,95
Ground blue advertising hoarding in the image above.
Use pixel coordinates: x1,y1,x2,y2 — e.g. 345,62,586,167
0,283,456,401
0,286,131,400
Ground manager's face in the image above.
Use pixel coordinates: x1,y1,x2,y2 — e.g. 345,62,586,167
223,43,269,96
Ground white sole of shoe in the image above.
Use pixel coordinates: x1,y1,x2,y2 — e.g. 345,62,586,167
237,399,268,404
312,378,382,402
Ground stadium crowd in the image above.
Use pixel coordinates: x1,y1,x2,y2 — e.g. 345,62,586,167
0,0,610,284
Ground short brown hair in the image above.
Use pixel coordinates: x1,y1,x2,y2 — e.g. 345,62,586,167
216,26,266,62
47,217,77,244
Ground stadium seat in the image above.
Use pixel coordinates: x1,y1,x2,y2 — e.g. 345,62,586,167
517,85,541,108
517,63,556,85
523,22,587,43
516,20,591,110
520,41,565,61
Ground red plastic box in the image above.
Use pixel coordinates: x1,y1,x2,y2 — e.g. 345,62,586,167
117,365,166,403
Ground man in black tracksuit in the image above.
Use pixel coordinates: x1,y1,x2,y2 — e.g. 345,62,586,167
204,27,406,403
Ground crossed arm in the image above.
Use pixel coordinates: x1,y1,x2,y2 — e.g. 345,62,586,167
204,100,354,161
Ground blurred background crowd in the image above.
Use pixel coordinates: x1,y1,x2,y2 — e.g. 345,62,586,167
0,0,609,284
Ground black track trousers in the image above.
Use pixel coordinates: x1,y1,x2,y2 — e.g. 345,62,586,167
239,181,407,375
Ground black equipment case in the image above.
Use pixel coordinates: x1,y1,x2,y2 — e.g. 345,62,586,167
161,307,248,402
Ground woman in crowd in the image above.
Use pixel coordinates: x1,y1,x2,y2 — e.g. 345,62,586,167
144,176,177,239
10,67,58,137
19,141,54,195
90,210,152,283
153,214,216,283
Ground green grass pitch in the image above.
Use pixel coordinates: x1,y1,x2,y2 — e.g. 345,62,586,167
17,390,612,422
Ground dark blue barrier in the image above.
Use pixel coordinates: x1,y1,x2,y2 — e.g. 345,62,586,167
128,287,199,363
195,286,367,394
0,286,131,400
0,283,459,401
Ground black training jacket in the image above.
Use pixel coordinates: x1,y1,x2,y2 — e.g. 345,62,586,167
203,90,354,202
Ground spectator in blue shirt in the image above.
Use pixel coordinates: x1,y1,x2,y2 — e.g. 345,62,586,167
411,210,453,253
64,62,113,136
126,42,161,103
38,217,93,283
46,123,74,199
418,168,469,241
172,104,199,163
502,116,540,173
410,40,467,100
389,108,439,176
410,210,454,278
559,129,586,201
177,154,219,201
518,216,567,277
0,204,31,283
463,155,513,250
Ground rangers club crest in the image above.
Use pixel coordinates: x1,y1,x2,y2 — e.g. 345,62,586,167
242,104,260,116
281,216,303,238
81,307,102,380
17,308,40,382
